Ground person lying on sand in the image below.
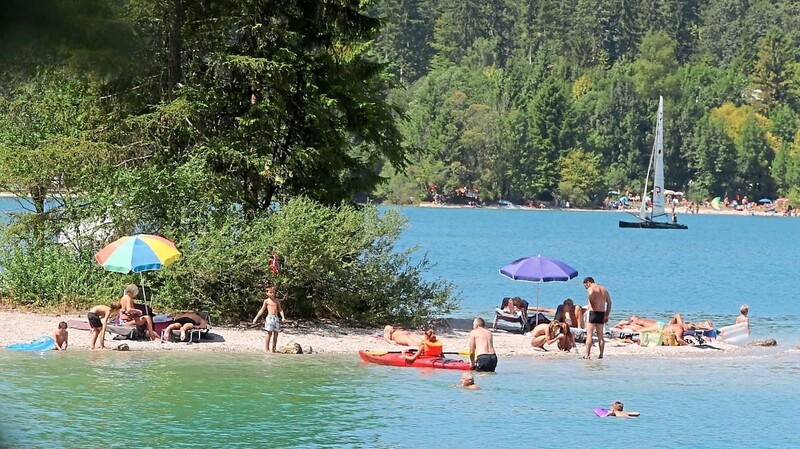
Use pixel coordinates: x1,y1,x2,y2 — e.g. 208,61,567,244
614,314,689,345
383,325,423,346
162,312,208,342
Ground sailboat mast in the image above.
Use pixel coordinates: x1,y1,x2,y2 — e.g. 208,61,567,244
651,96,666,218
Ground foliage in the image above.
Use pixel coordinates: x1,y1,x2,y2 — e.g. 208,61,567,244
155,197,459,325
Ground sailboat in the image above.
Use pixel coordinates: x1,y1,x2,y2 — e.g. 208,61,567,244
619,96,687,230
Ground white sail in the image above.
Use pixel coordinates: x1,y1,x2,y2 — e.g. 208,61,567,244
638,96,665,220
651,96,666,218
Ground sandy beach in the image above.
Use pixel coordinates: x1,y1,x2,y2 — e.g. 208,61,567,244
417,201,792,217
1,309,764,358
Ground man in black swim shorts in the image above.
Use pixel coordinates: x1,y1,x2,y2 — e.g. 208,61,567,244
588,311,605,324
474,353,498,372
469,317,498,372
583,277,612,359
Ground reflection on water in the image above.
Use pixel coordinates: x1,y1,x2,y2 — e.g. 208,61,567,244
1,350,798,448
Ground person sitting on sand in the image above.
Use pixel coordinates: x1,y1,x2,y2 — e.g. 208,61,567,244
460,372,480,390
52,321,68,351
383,325,423,346
87,301,122,350
119,284,159,341
530,321,566,351
161,312,207,342
609,401,639,417
405,329,443,362
529,299,585,328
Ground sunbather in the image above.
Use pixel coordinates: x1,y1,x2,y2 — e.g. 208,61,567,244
119,284,159,341
162,312,208,342
528,299,586,330
615,314,689,345
383,325,423,346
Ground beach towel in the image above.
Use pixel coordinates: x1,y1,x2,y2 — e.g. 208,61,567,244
639,331,662,347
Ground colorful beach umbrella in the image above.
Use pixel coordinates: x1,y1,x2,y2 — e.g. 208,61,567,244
499,256,579,326
95,234,181,306
95,234,181,273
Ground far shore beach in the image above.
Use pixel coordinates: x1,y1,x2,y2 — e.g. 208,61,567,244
416,201,793,217
1,309,779,359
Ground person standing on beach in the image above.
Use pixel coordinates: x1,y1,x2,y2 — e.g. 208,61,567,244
468,317,497,372
583,277,611,359
53,321,69,350
87,301,122,349
253,284,285,353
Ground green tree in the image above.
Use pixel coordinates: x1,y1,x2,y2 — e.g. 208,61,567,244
689,116,736,199
558,148,604,206
632,30,680,100
735,113,775,198
751,31,797,111
528,76,574,199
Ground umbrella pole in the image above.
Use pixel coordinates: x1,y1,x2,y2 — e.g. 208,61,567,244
535,283,540,326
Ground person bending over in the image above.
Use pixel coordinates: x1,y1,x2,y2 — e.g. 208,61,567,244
530,321,566,351
87,301,122,349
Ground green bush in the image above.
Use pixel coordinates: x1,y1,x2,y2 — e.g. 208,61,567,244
155,197,460,325
0,242,119,308
0,197,460,326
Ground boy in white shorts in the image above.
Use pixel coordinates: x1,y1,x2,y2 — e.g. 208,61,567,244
252,285,286,352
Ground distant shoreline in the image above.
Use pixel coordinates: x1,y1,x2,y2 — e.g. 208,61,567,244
413,201,792,218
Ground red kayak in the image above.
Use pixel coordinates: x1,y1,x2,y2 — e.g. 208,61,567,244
358,350,472,370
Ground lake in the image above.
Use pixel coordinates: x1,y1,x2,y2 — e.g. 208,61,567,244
2,205,799,448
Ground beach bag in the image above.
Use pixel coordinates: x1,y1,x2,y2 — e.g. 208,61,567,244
639,331,663,347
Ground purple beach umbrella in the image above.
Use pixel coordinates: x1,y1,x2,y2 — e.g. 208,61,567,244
499,256,579,326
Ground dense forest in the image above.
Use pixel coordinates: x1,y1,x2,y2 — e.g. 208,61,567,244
0,0,457,323
1,1,799,321
371,0,800,207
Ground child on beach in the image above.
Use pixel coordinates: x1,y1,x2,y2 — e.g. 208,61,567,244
52,321,69,350
736,304,750,333
88,301,122,350
252,285,286,353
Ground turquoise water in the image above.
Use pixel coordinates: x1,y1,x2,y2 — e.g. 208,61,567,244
3,205,800,447
1,350,799,448
393,207,800,346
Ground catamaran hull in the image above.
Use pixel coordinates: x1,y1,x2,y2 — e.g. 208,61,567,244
619,220,687,230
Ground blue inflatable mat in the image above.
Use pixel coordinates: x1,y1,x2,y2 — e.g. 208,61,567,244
6,336,55,351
